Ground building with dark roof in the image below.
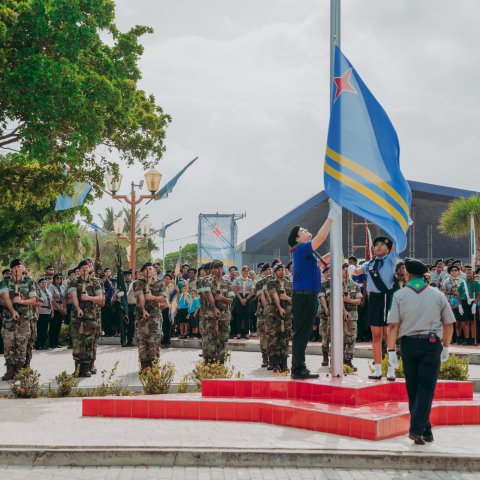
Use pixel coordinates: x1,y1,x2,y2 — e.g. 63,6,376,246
238,181,478,266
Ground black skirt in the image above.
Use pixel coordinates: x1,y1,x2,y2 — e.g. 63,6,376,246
368,292,392,327
177,308,189,324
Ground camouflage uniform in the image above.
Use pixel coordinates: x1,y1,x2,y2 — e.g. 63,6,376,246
319,279,331,356
266,276,293,371
91,276,104,371
196,275,210,341
0,278,37,369
255,276,270,361
202,275,234,363
25,281,41,368
343,279,362,361
133,278,164,367
68,276,103,371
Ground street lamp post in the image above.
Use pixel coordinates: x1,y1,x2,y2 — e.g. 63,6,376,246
106,169,162,273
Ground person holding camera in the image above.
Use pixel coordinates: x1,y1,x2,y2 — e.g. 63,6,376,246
387,258,455,445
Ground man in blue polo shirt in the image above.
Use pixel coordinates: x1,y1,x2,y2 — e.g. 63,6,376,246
287,204,338,379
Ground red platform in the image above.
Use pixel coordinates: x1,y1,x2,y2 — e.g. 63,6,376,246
82,377,480,440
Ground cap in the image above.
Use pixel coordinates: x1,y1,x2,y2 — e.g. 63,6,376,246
373,236,393,251
288,226,300,247
405,258,428,275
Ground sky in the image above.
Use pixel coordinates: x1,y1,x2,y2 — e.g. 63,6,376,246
91,0,480,258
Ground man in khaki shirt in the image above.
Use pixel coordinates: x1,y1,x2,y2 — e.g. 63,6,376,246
387,258,455,445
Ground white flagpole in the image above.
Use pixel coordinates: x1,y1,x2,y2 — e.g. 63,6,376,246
329,0,344,378
471,212,476,269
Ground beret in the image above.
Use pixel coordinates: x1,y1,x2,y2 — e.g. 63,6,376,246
373,236,393,251
261,263,271,272
257,262,265,269
10,259,22,269
211,260,224,269
2,269,11,275
405,258,428,275
288,226,300,248
53,273,63,279
285,262,292,270
273,264,284,272
271,258,281,267
77,260,89,269
140,262,153,272
123,270,132,275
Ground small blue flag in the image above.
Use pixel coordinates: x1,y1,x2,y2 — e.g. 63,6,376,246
158,218,182,238
324,47,412,252
55,182,92,211
155,157,197,200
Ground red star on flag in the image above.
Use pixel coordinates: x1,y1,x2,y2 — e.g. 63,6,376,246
210,225,224,240
334,68,357,101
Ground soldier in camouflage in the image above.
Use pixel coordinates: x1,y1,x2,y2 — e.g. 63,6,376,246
87,259,103,375
203,260,234,364
25,274,43,368
255,263,272,368
266,264,293,373
133,262,166,371
196,263,211,357
0,259,38,380
342,263,362,371
69,260,104,377
319,267,331,367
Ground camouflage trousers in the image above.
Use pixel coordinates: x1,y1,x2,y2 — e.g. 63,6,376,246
25,317,38,367
2,314,31,367
266,314,292,368
202,311,230,364
256,315,268,354
135,314,162,363
344,310,358,361
71,316,97,364
91,308,102,365
320,312,331,355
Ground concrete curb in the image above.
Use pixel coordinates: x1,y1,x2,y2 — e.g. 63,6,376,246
0,447,479,470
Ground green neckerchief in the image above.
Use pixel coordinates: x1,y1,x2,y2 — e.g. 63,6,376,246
406,278,427,292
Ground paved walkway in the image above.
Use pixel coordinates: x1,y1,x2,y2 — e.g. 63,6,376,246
1,345,480,393
1,466,479,480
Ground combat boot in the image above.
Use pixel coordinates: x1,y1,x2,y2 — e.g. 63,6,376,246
280,358,289,373
344,359,358,372
261,353,268,368
79,363,92,378
90,362,97,375
266,358,274,371
2,364,16,381
24,355,31,369
321,352,329,367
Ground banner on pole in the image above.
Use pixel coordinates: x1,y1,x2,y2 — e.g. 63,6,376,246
197,214,238,267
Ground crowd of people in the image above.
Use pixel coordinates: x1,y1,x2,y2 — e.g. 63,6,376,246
0,251,479,381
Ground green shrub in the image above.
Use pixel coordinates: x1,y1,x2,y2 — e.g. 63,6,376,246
176,375,191,393
54,370,79,397
439,354,469,381
139,359,176,394
191,360,242,392
90,361,131,396
9,368,41,398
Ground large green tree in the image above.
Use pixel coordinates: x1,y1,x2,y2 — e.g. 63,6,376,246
439,195,480,265
160,243,198,271
0,0,171,251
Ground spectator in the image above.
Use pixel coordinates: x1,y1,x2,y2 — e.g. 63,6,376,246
188,289,201,338
36,277,52,350
47,273,65,348
233,266,254,339
177,284,191,339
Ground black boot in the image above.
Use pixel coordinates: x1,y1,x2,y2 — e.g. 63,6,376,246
281,358,289,372
261,353,268,368
322,352,329,366
267,358,274,371
90,362,97,375
2,364,16,381
79,363,92,378
344,359,358,372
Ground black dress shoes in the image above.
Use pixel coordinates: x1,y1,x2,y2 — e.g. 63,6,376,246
408,433,426,445
291,370,319,380
422,432,434,442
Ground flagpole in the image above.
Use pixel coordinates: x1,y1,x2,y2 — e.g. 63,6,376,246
162,221,166,272
329,0,344,378
471,211,477,345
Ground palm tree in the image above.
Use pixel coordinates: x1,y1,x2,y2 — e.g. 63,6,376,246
122,207,149,234
439,195,480,265
99,207,122,232
38,223,92,273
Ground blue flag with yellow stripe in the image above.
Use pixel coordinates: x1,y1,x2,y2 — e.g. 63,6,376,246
324,47,411,252
55,182,92,211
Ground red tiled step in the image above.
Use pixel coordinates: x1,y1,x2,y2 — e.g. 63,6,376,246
83,393,480,441
201,378,473,406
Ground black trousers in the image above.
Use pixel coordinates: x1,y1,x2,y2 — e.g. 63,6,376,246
235,296,251,336
48,310,63,347
291,292,317,373
37,313,50,348
401,336,442,436
161,308,171,345
102,302,113,335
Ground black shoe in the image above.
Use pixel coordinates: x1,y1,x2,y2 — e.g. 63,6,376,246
409,433,425,445
368,374,382,380
422,432,434,442
291,370,319,380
